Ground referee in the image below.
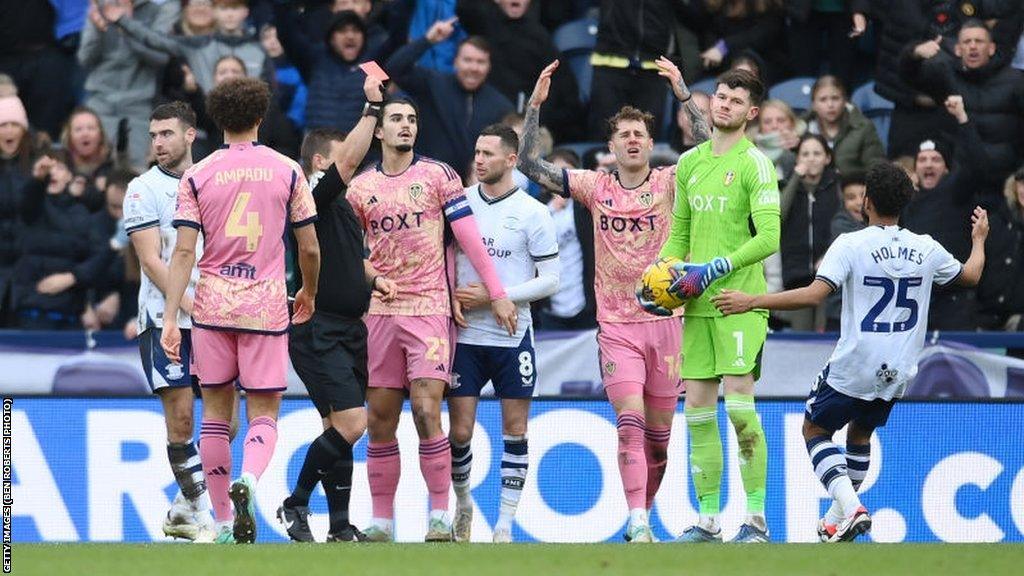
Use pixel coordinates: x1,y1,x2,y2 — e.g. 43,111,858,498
277,75,396,543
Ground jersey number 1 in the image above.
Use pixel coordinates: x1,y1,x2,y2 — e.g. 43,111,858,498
860,276,922,333
226,192,264,252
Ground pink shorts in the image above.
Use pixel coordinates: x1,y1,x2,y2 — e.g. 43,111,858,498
598,317,684,407
365,314,454,389
192,327,288,393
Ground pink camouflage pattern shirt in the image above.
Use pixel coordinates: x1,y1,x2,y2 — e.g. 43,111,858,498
173,142,317,334
348,155,469,317
564,167,682,323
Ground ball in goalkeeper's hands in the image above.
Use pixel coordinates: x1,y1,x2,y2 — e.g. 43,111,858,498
639,257,689,311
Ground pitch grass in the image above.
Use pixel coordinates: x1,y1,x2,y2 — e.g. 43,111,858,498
14,543,1024,576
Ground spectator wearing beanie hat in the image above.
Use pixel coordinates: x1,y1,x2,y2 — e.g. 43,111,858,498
0,93,51,325
902,103,991,330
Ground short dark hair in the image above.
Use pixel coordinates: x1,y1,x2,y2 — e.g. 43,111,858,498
300,128,345,174
206,78,270,134
381,96,419,118
150,101,196,128
607,106,655,139
458,35,491,56
865,162,914,217
478,123,518,152
547,147,581,169
105,168,137,192
959,18,992,38
716,68,765,106
841,174,866,189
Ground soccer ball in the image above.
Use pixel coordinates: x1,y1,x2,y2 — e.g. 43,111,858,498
639,257,687,310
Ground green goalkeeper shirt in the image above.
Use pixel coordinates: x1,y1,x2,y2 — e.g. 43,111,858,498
659,136,781,317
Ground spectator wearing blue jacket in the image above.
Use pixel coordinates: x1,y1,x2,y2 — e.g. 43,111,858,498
387,19,514,178
273,4,405,132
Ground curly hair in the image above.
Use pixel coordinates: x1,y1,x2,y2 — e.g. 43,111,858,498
865,161,914,218
607,106,655,139
206,77,270,134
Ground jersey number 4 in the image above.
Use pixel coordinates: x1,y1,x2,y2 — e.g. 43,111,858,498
226,192,264,252
860,276,922,333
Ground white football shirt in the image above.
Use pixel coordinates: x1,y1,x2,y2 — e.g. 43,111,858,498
456,185,559,347
815,225,962,401
123,165,201,331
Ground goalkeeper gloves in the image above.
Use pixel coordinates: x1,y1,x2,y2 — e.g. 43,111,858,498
669,257,732,299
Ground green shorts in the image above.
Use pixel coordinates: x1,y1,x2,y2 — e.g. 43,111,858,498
681,313,767,381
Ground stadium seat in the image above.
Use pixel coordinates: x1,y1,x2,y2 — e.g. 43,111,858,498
555,142,607,163
553,16,598,102
51,354,150,395
689,77,718,97
553,16,598,54
768,77,817,114
851,81,894,154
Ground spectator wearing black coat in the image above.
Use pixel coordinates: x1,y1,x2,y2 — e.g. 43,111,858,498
12,152,94,329
80,169,136,332
874,1,1022,157
825,175,867,331
455,0,584,143
676,0,788,84
786,0,872,87
902,19,1024,196
586,0,684,140
274,5,407,132
976,168,1024,330
778,134,841,331
901,98,989,331
0,95,50,325
387,20,514,179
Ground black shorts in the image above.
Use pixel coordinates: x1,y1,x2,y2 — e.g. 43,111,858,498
289,312,368,417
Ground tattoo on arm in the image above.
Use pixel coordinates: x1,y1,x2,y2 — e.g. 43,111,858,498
680,80,711,145
517,106,566,193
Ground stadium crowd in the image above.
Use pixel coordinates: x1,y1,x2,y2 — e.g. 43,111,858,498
1,0,1023,334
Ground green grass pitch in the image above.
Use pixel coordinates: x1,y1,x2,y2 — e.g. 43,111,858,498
14,543,1024,576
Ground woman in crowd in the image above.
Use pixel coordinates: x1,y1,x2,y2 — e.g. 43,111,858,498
59,107,113,212
803,75,884,181
778,134,841,331
747,98,804,182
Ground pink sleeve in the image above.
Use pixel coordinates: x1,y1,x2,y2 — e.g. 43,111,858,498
172,175,201,230
566,170,599,206
288,170,317,227
450,216,507,300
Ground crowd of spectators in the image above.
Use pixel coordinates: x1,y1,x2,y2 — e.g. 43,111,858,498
1,0,1023,335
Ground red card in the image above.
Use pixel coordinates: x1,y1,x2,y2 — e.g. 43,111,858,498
359,61,389,81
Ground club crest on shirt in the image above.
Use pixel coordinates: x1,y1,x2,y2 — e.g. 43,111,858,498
604,361,616,375
408,183,424,201
638,191,653,208
724,171,736,186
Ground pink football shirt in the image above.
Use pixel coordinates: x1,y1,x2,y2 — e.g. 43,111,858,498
564,167,681,323
173,142,317,333
348,155,468,316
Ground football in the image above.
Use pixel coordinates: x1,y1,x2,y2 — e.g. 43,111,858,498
639,257,687,310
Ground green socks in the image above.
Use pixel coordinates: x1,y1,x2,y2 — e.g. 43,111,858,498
725,394,767,514
685,406,722,515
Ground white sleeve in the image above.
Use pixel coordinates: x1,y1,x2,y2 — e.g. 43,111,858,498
527,203,560,263
506,256,561,303
931,243,964,286
815,235,850,293
123,179,160,235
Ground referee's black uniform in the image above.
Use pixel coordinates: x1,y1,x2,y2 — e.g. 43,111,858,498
289,164,372,416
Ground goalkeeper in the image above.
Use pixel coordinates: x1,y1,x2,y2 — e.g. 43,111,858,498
650,68,781,543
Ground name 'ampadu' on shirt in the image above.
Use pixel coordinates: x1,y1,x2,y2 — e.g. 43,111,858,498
173,143,317,334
